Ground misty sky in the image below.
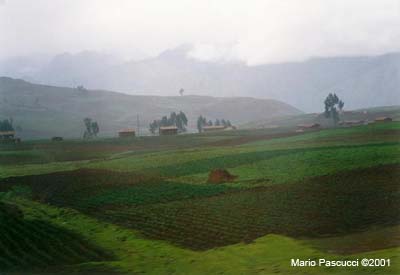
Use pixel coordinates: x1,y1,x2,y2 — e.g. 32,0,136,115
1,0,400,65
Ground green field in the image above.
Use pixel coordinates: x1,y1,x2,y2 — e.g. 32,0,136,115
0,120,399,274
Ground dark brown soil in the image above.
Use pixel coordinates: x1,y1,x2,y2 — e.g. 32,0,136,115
207,169,238,183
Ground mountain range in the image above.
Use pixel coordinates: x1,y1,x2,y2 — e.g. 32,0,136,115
1,46,399,112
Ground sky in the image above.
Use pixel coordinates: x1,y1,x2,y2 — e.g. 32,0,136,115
1,0,400,65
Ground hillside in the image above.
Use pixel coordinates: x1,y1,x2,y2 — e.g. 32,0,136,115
0,77,301,139
2,46,399,112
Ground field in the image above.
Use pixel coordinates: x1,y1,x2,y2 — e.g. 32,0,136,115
0,118,399,274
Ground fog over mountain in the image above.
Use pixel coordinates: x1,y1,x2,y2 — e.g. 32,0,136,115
1,46,399,112
1,0,399,112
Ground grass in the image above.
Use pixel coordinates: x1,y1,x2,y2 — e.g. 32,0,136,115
0,120,399,273
78,182,231,209
0,201,112,272
303,225,400,254
3,197,399,274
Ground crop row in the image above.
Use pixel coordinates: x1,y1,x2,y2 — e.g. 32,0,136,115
93,165,400,250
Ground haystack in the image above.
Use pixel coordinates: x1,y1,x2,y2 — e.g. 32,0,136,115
207,169,237,183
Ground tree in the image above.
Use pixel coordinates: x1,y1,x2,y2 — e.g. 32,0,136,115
197,115,208,133
149,120,159,135
338,100,344,112
91,121,99,137
324,93,343,126
208,120,213,126
179,111,188,126
169,112,177,126
226,120,232,127
76,85,86,91
221,119,227,127
176,111,188,132
179,88,184,96
215,119,220,126
83,118,93,138
83,118,99,138
0,119,14,131
173,111,187,132
160,116,168,127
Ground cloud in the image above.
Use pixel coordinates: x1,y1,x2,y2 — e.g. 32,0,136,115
187,43,242,63
0,0,399,64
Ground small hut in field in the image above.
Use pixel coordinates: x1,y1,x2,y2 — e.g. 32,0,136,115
202,125,227,132
297,123,320,131
0,131,15,143
159,126,178,136
118,129,136,138
374,117,392,123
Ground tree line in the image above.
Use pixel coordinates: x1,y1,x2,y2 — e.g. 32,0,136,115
0,119,14,131
149,111,188,134
197,116,231,133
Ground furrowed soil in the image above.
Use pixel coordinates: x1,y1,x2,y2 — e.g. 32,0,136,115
2,165,398,251
98,164,399,250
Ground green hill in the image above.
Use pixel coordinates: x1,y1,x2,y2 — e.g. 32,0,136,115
0,77,301,139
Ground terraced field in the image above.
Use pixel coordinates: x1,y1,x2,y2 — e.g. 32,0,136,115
0,120,399,274
94,165,399,250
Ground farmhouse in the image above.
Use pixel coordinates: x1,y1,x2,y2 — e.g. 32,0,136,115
0,131,15,142
374,117,392,123
118,129,136,138
159,126,178,135
202,125,226,132
297,123,320,131
224,126,237,130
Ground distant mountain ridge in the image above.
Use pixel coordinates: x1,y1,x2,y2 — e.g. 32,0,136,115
0,77,301,139
1,46,399,112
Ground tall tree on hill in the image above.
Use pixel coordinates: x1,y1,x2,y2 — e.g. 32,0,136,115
324,93,343,126
215,119,220,126
208,120,213,126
